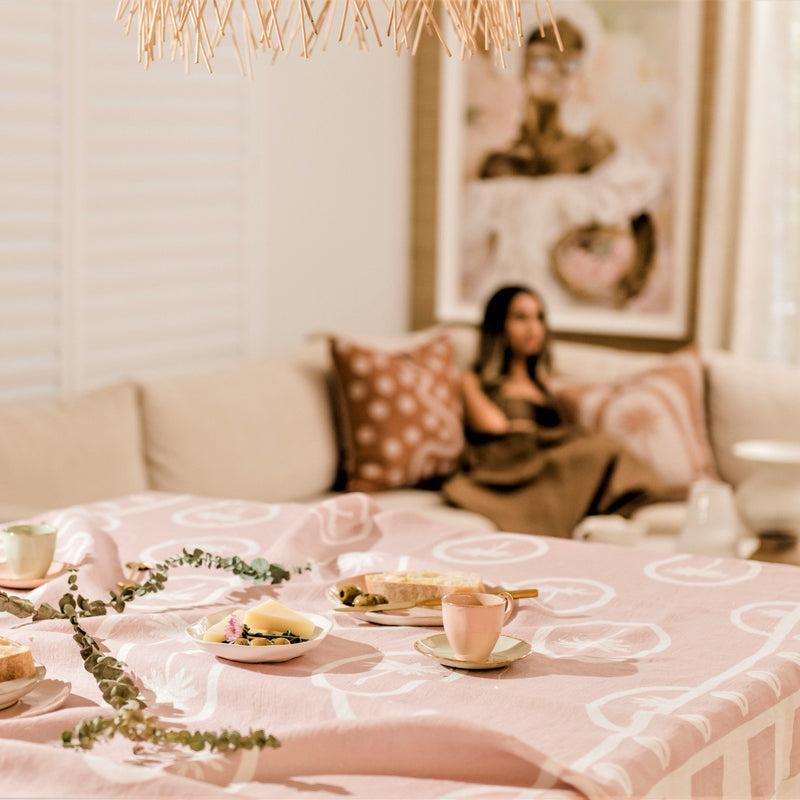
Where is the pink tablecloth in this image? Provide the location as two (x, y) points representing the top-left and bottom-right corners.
(2, 491), (800, 799)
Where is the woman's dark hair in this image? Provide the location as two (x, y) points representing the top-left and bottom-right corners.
(473, 285), (552, 389)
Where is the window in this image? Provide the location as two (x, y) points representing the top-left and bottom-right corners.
(701, 1), (800, 365)
(0, 0), (266, 402)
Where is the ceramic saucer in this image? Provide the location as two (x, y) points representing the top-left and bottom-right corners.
(0, 561), (69, 590)
(0, 665), (46, 712)
(0, 678), (71, 720)
(414, 634), (532, 670)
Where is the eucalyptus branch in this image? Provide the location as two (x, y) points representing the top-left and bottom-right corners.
(0, 547), (309, 754)
(62, 710), (280, 752)
(0, 548), (311, 621)
(60, 615), (279, 753)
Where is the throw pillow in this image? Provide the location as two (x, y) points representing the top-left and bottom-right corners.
(329, 334), (464, 492)
(553, 348), (718, 490)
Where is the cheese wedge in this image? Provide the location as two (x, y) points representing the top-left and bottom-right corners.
(202, 608), (247, 643)
(0, 636), (36, 683)
(242, 600), (315, 639)
(364, 569), (483, 604)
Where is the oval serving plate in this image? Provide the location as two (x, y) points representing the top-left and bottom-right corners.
(186, 608), (332, 663)
(327, 575), (511, 627)
(328, 574), (445, 627)
(0, 664), (46, 711)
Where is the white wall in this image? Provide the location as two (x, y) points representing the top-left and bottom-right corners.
(110, 8), (414, 361)
(102, 6), (415, 363)
(260, 48), (412, 355)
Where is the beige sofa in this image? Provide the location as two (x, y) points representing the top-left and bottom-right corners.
(2, 326), (799, 553)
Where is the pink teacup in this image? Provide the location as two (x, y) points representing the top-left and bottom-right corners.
(442, 591), (514, 662)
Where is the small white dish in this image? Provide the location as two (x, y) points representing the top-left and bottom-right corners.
(186, 607), (332, 663)
(0, 678), (71, 720)
(414, 634), (532, 670)
(0, 561), (69, 590)
(0, 664), (46, 711)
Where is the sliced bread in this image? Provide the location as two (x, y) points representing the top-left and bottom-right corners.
(0, 636), (36, 682)
(364, 569), (483, 604)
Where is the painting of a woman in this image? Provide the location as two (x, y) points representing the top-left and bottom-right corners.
(437, 0), (702, 339)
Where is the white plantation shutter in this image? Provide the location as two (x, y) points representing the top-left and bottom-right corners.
(0, 0), (264, 399)
(0, 1), (63, 402)
(79, 2), (255, 388)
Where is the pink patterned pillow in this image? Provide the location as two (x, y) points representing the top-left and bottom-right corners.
(329, 334), (465, 492)
(554, 348), (718, 490)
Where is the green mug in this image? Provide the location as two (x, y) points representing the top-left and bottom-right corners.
(2, 524), (58, 580)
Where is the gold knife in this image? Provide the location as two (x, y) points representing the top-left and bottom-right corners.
(333, 587), (539, 613)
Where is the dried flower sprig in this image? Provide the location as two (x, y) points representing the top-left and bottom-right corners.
(0, 547), (308, 753)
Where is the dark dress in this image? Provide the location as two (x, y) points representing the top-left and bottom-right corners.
(441, 388), (668, 538)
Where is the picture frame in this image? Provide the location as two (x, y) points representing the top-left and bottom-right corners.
(432, 0), (706, 340)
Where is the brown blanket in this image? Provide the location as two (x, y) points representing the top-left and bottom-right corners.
(442, 394), (669, 538)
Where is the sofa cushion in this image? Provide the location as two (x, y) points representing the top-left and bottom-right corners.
(552, 340), (667, 382)
(328, 333), (464, 492)
(139, 352), (339, 502)
(554, 348), (718, 490)
(0, 383), (147, 523)
(706, 351), (800, 486)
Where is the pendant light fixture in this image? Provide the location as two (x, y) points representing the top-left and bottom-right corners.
(114, 0), (563, 77)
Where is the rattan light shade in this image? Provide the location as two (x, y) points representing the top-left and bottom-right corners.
(114, 0), (562, 76)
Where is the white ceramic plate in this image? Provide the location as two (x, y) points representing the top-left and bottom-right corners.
(328, 576), (444, 626)
(329, 575), (503, 627)
(0, 562), (69, 590)
(0, 664), (46, 711)
(414, 634), (532, 670)
(0, 678), (71, 720)
(186, 608), (332, 663)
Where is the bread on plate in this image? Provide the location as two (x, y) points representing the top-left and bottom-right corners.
(0, 636), (36, 682)
(364, 569), (483, 604)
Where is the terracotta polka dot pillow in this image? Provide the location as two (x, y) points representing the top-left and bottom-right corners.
(328, 334), (465, 492)
(553, 348), (718, 490)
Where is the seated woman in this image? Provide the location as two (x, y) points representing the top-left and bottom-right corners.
(442, 285), (669, 538)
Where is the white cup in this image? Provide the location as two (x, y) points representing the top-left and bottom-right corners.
(677, 480), (741, 557)
(442, 591), (514, 662)
(2, 524), (58, 579)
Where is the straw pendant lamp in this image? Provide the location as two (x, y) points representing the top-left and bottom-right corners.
(114, 0), (564, 77)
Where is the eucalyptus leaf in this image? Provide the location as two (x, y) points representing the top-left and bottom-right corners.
(3, 547), (302, 753)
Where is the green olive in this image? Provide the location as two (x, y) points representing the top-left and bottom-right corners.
(353, 593), (385, 607)
(272, 637), (291, 645)
(234, 637), (250, 646)
(250, 637), (271, 646)
(338, 585), (362, 605)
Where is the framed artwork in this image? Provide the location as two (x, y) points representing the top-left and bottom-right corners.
(434, 0), (705, 339)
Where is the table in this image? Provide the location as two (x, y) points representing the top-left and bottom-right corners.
(2, 491), (800, 799)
